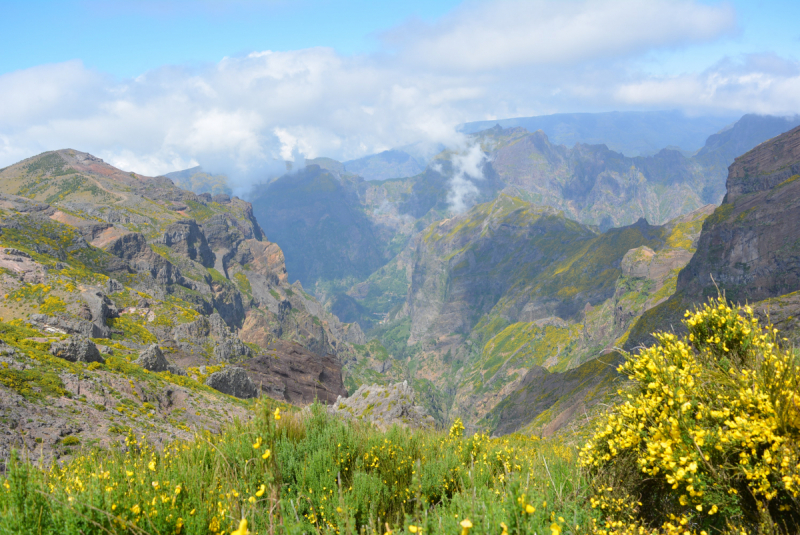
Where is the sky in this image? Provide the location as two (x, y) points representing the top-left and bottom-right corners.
(1, 0), (799, 189)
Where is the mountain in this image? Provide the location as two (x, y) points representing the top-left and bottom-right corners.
(249, 165), (390, 289)
(250, 114), (795, 307)
(337, 194), (712, 428)
(343, 150), (425, 181)
(164, 166), (232, 196)
(459, 110), (740, 156)
(0, 149), (364, 462)
(626, 123), (800, 349)
(249, 157), (505, 291)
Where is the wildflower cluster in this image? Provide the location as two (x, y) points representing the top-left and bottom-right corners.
(581, 298), (800, 534)
(0, 397), (592, 534)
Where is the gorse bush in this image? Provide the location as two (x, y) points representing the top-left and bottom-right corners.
(0, 403), (591, 534)
(581, 298), (800, 534)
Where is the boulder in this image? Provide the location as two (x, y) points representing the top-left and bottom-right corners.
(135, 345), (169, 372)
(213, 338), (251, 362)
(328, 381), (434, 431)
(50, 337), (104, 364)
(205, 367), (258, 399)
(81, 289), (118, 338)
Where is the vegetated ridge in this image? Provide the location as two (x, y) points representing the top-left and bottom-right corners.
(0, 149), (366, 463)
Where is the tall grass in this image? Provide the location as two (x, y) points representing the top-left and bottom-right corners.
(0, 403), (592, 534)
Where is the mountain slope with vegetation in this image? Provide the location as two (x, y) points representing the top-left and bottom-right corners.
(0, 149), (365, 463)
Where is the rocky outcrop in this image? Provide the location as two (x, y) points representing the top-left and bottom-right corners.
(213, 338), (252, 362)
(205, 367), (258, 399)
(156, 219), (215, 268)
(80, 289), (118, 338)
(29, 314), (105, 338)
(50, 336), (104, 364)
(239, 340), (347, 405)
(328, 381), (435, 431)
(104, 232), (184, 286)
(679, 125), (800, 304)
(136, 345), (169, 372)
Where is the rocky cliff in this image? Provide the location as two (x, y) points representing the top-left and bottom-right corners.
(626, 124), (800, 348)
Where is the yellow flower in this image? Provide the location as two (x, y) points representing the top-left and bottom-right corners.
(262, 448), (271, 460)
(525, 504), (535, 514)
(500, 522), (508, 535)
(460, 519), (473, 535)
(252, 437), (262, 449)
(248, 496), (256, 504)
(131, 504), (141, 515)
(550, 522), (562, 535)
(148, 460), (156, 471)
(255, 484), (266, 497)
(274, 407), (281, 420)
(409, 525), (422, 533)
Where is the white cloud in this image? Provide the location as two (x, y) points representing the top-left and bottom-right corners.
(387, 0), (737, 72)
(0, 1), (796, 192)
(615, 54), (800, 114)
(447, 144), (488, 213)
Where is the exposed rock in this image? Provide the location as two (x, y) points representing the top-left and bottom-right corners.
(239, 340), (346, 405)
(135, 345), (169, 372)
(80, 289), (118, 338)
(328, 381), (435, 431)
(205, 367), (258, 399)
(213, 338), (251, 362)
(104, 232), (184, 286)
(50, 336), (104, 364)
(167, 364), (187, 376)
(156, 219), (215, 268)
(626, 124), (800, 348)
(105, 278), (124, 294)
(29, 314), (106, 338)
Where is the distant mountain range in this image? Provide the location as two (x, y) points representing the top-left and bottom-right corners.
(242, 114), (800, 293)
(459, 110), (743, 156)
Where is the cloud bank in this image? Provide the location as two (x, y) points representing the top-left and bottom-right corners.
(1, 0), (798, 193)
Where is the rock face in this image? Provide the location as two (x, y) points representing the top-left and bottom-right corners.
(680, 124), (800, 303)
(136, 345), (169, 372)
(156, 219), (215, 268)
(626, 124), (800, 348)
(205, 367), (258, 399)
(50, 337), (104, 364)
(80, 289), (118, 338)
(328, 381), (435, 431)
(240, 340), (347, 405)
(29, 314), (105, 338)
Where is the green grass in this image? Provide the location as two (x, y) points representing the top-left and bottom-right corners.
(0, 403), (593, 535)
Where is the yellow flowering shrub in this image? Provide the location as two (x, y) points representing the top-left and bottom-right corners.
(581, 298), (800, 534)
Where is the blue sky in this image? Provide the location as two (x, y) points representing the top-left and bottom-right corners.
(1, 1), (464, 77)
(1, 0), (799, 183)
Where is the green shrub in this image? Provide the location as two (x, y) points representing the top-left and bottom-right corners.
(60, 436), (80, 447)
